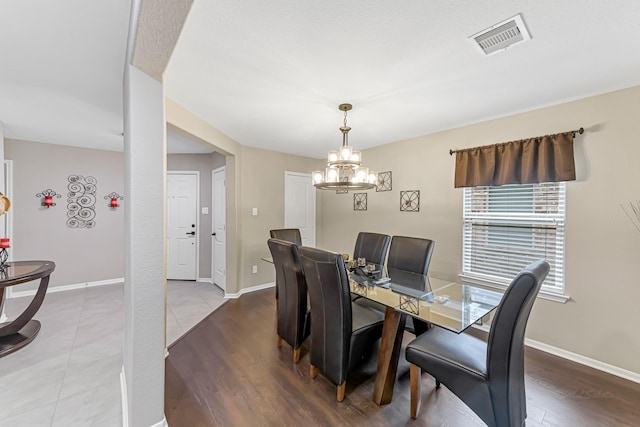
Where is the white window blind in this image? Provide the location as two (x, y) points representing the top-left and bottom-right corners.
(462, 182), (566, 294)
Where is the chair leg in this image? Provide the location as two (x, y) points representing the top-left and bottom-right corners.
(277, 336), (283, 348)
(337, 381), (346, 402)
(410, 364), (422, 419)
(435, 379), (441, 389)
(293, 347), (301, 364)
(310, 364), (318, 379)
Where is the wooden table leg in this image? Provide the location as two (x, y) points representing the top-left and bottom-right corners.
(372, 306), (406, 405)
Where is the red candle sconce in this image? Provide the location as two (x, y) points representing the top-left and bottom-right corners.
(105, 192), (124, 209)
(36, 189), (61, 207)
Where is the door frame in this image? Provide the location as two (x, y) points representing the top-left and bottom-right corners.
(211, 165), (226, 291)
(167, 170), (200, 280)
(284, 171), (316, 247)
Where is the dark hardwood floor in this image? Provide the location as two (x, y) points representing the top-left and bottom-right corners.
(165, 289), (640, 426)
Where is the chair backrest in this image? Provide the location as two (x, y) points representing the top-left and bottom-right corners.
(299, 246), (352, 386)
(486, 259), (549, 426)
(267, 238), (309, 349)
(353, 232), (391, 266)
(270, 228), (302, 246)
(387, 236), (435, 275)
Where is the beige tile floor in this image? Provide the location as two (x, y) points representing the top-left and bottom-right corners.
(0, 280), (226, 427)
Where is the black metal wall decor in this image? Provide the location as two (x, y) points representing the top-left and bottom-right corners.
(105, 192), (124, 209)
(400, 190), (420, 212)
(67, 175), (97, 228)
(376, 171), (392, 192)
(36, 189), (61, 207)
(354, 193), (367, 211)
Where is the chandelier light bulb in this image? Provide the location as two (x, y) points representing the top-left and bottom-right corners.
(340, 146), (352, 160)
(326, 167), (339, 181)
(355, 167), (369, 182)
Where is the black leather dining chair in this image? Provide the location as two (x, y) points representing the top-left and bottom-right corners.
(405, 260), (550, 426)
(269, 229), (302, 300)
(353, 232), (391, 266)
(267, 239), (310, 364)
(299, 246), (385, 402)
(387, 235), (435, 273)
(269, 228), (302, 246)
(387, 236), (435, 335)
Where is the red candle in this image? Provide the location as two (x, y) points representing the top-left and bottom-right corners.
(44, 195), (53, 207)
(111, 197), (118, 208)
(0, 238), (10, 248)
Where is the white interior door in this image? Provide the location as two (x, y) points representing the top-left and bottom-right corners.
(212, 166), (226, 290)
(167, 172), (198, 280)
(285, 171), (316, 247)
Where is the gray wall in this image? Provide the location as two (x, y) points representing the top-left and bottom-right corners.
(5, 141), (227, 290)
(167, 152), (225, 279)
(238, 145), (323, 288)
(5, 139), (124, 291)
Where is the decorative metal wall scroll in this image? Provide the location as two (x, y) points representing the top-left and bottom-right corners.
(67, 175), (97, 228)
(354, 193), (367, 211)
(376, 171), (392, 192)
(400, 190), (420, 212)
(36, 189), (61, 207)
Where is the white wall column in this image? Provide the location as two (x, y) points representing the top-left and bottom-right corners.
(122, 63), (167, 427)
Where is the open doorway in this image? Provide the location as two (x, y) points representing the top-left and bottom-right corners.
(165, 130), (227, 344)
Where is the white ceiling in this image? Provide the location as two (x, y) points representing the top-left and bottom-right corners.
(2, 1), (640, 157)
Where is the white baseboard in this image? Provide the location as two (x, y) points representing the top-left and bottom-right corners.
(151, 417), (168, 427)
(7, 277), (123, 299)
(471, 324), (640, 384)
(197, 277), (212, 283)
(120, 367), (128, 427)
(225, 282), (275, 299)
(120, 366), (168, 427)
(525, 337), (640, 384)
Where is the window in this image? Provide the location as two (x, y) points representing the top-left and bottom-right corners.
(462, 182), (566, 297)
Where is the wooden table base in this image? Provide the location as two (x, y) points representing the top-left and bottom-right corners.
(372, 306), (406, 405)
(0, 261), (55, 358)
(0, 319), (41, 357)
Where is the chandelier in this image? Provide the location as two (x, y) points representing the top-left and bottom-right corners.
(312, 103), (377, 191)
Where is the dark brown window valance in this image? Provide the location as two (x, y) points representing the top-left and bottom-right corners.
(454, 132), (576, 188)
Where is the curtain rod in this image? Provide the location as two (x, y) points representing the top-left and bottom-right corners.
(449, 127), (584, 156)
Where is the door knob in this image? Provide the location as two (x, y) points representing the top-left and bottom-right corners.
(212, 233), (216, 236)
(186, 231), (196, 236)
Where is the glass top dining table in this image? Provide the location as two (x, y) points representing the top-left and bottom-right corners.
(261, 256), (504, 334)
(349, 265), (503, 334)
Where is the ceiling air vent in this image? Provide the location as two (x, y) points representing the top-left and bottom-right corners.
(470, 14), (531, 55)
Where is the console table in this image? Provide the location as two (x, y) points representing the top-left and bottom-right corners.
(0, 260), (56, 357)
